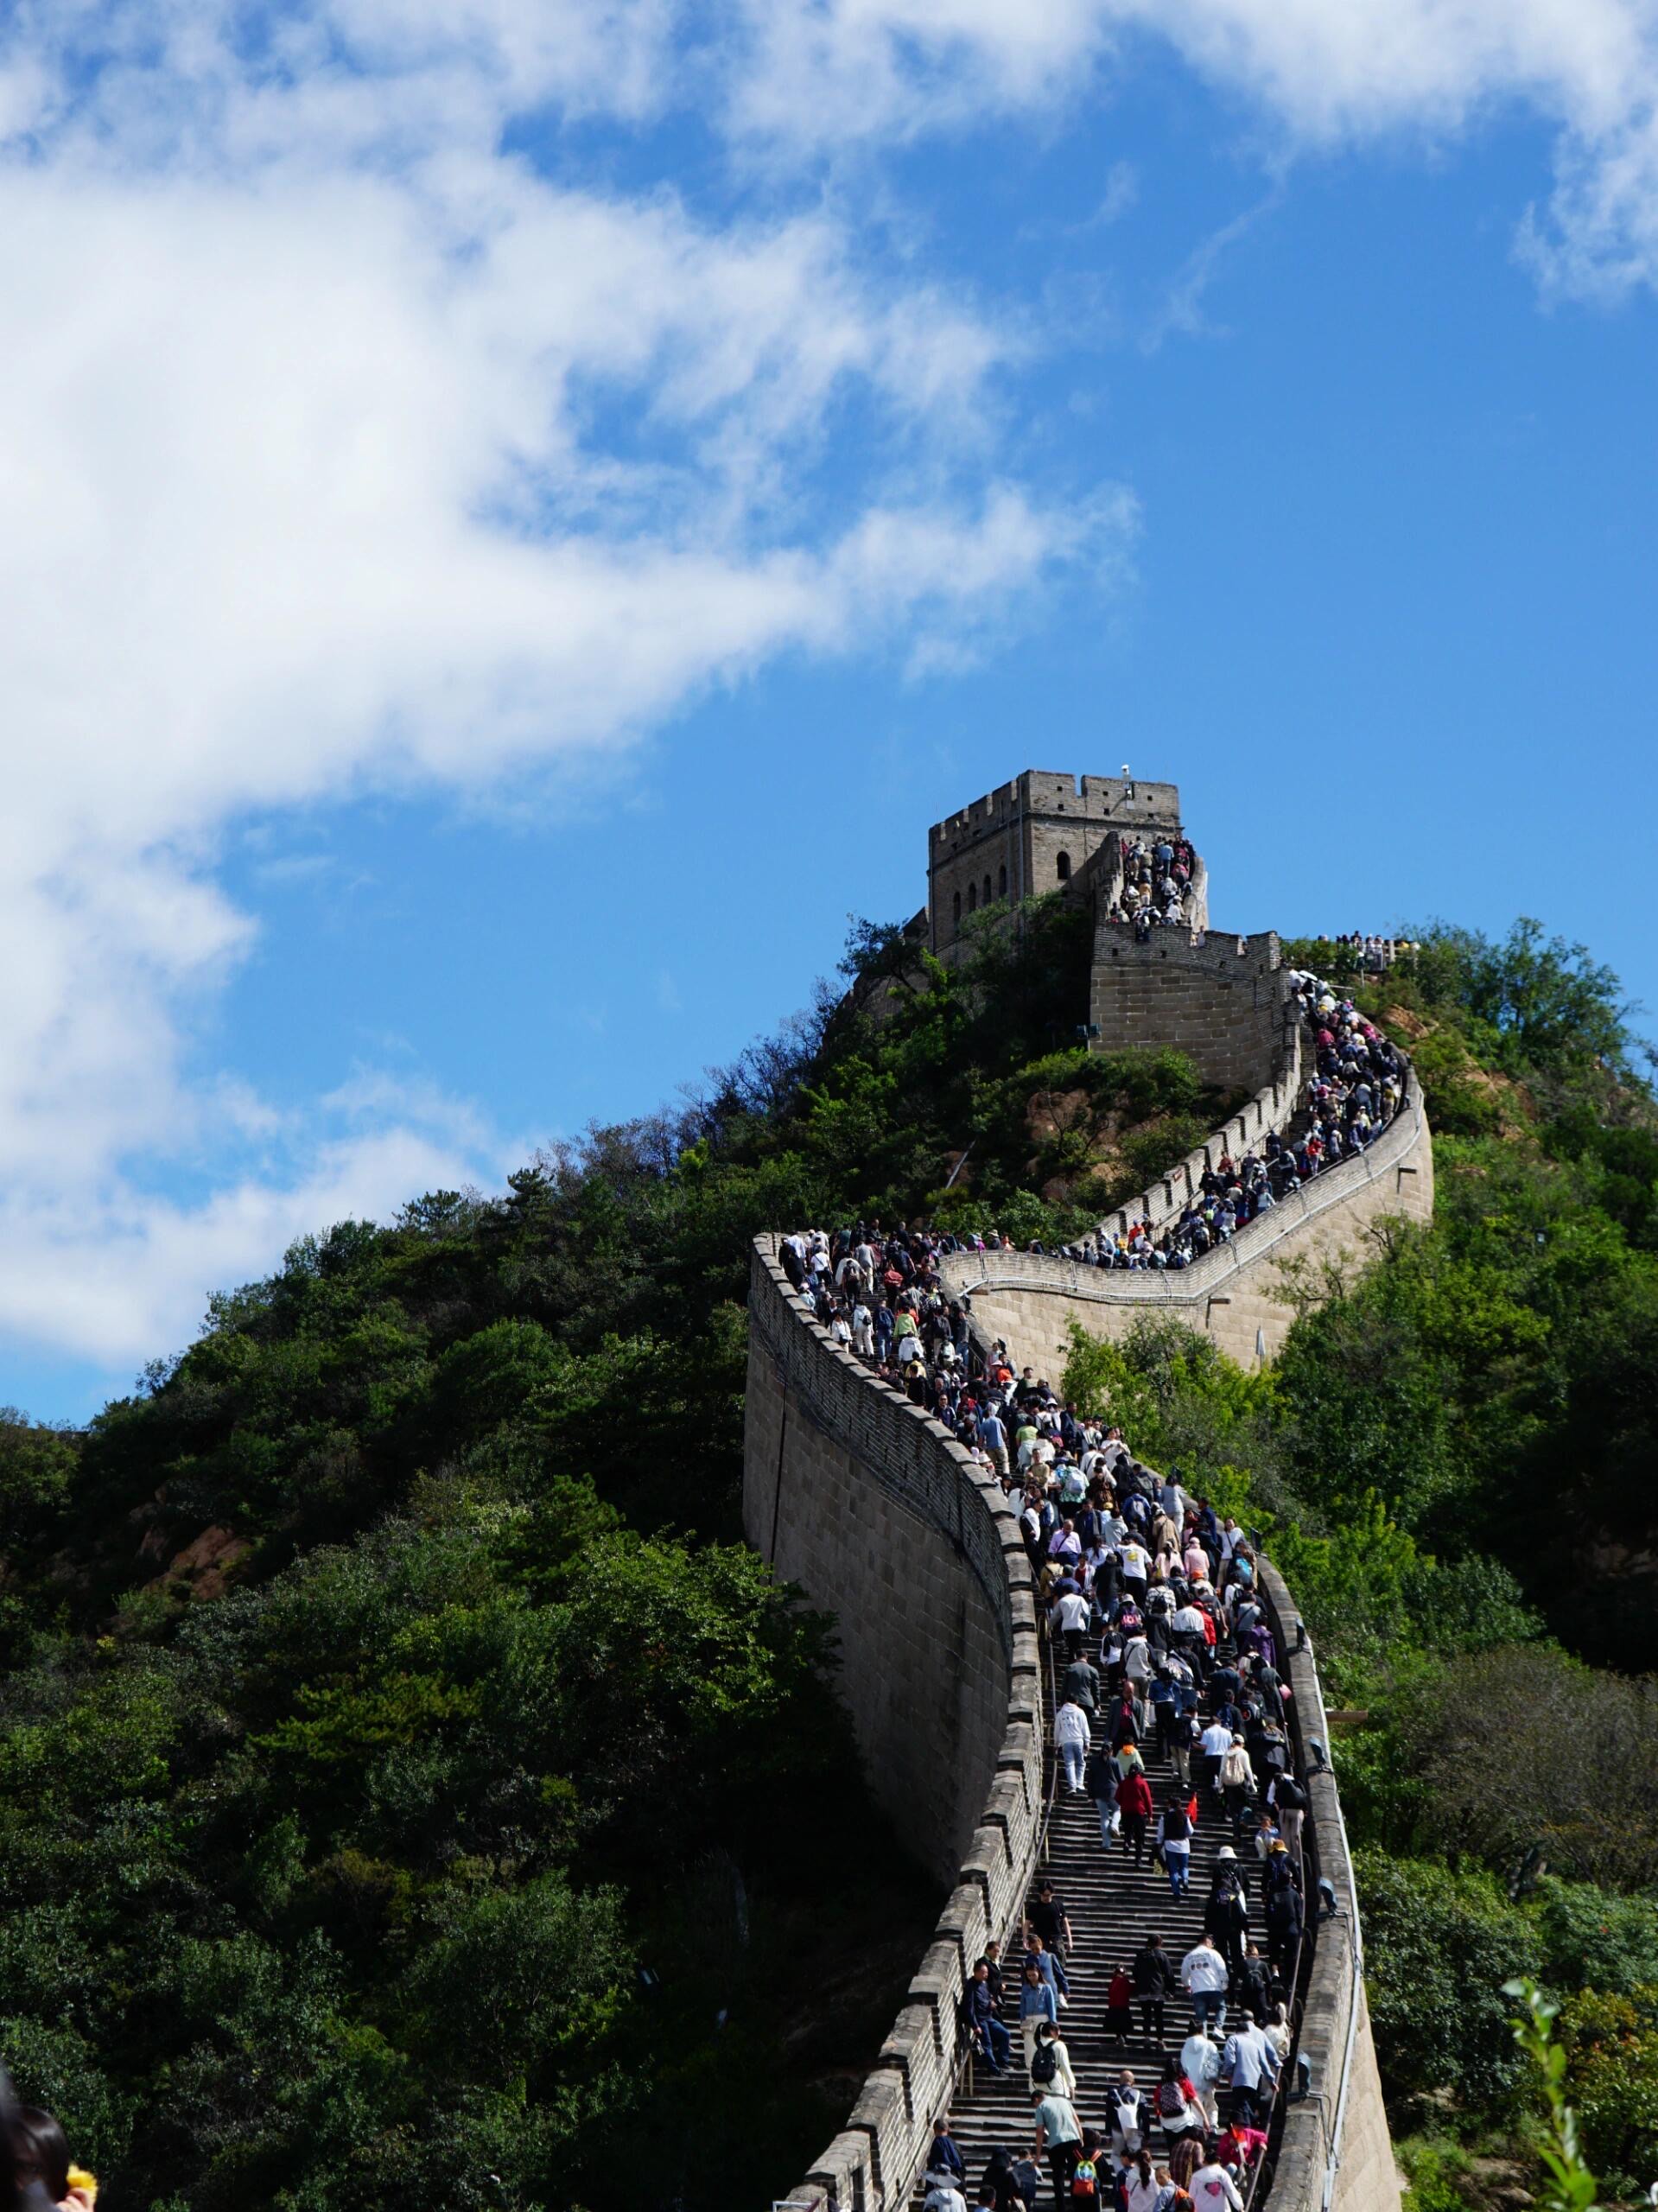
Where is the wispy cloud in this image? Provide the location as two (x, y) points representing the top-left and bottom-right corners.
(3, 0), (1655, 1382)
(0, 3), (1136, 1378)
(1085, 161), (1140, 231)
(1139, 188), (1283, 353)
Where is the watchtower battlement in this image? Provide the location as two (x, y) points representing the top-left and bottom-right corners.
(926, 769), (1183, 956)
(924, 766), (1292, 1091)
(1090, 921), (1294, 1092)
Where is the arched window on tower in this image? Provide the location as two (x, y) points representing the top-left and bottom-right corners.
(1056, 850), (1072, 883)
(953, 890), (962, 931)
(999, 864), (1007, 899)
(983, 874), (993, 906)
(968, 881), (978, 913)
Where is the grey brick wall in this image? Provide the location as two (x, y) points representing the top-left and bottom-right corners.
(1257, 1561), (1402, 2212)
(1089, 925), (1293, 1093)
(746, 1241), (1406, 2212)
(938, 1064), (1434, 1370)
(745, 1237), (1044, 2212)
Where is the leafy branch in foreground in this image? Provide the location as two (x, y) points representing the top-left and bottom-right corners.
(1504, 1978), (1599, 2212)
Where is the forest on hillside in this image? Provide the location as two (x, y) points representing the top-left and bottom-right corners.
(0, 897), (1654, 2209)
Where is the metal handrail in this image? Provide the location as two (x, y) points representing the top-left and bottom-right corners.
(955, 1560), (1060, 2103)
(796, 1268), (1337, 2207)
(1299, 1633), (1364, 2212)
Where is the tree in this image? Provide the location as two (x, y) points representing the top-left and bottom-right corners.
(1358, 1848), (1540, 2114)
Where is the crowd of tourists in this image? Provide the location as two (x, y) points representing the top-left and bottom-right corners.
(1101, 836), (1199, 938)
(785, 973), (1406, 1319)
(950, 1409), (1306, 2212)
(779, 1225), (1312, 2212)
(1309, 933), (1420, 975)
(1047, 971), (1404, 1275)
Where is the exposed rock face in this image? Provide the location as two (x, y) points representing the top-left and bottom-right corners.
(144, 1523), (251, 1601)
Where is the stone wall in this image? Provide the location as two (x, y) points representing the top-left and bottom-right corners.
(937, 1066), (1434, 1370)
(1083, 986), (1304, 1251)
(747, 1236), (1403, 2212)
(745, 1236), (1045, 2212)
(1257, 1560), (1403, 2212)
(1089, 923), (1293, 1093)
(747, 1236), (1402, 2212)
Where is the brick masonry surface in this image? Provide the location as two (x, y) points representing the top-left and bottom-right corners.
(1089, 925), (1293, 1094)
(928, 771), (1184, 958)
(745, 1239), (1044, 2212)
(1258, 1561), (1403, 2212)
(746, 1238), (1402, 2212)
(938, 1066), (1434, 1371)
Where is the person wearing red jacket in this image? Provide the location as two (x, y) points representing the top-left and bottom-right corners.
(1106, 1965), (1135, 2043)
(1116, 1766), (1155, 1866)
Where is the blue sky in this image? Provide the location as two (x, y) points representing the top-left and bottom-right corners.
(1, 1), (1655, 1421)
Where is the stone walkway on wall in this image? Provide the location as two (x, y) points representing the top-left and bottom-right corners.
(917, 1703), (1267, 2202)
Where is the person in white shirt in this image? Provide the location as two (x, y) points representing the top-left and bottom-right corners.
(1191, 2158), (1243, 2212)
(1031, 2018), (1077, 2100)
(1052, 1588), (1091, 1662)
(1181, 2026), (1223, 2127)
(1220, 1735), (1257, 1836)
(1053, 1698), (1091, 1792)
(1180, 1934), (1229, 2031)
(1122, 2150), (1169, 2212)
(1199, 1718), (1233, 1796)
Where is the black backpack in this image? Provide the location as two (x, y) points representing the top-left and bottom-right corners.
(1032, 2042), (1058, 2084)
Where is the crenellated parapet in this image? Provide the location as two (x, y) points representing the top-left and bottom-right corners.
(926, 770), (1185, 957)
(745, 1233), (1402, 2212)
(745, 1236), (1045, 2210)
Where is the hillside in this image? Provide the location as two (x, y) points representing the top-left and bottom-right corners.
(0, 904), (1654, 2208)
(1060, 920), (1658, 2207)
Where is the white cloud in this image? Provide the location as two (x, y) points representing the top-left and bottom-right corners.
(722, 0), (1658, 299)
(0, 1128), (486, 1369)
(2, 0), (1652, 1385)
(0, 2), (1134, 1381)
(1139, 189), (1280, 353)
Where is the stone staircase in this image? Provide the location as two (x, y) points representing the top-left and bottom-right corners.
(919, 1693), (1269, 2203)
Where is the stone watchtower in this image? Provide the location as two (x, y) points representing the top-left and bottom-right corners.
(926, 770), (1182, 957)
(927, 768), (1286, 1096)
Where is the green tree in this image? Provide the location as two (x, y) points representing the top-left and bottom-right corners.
(1359, 1849), (1541, 2115)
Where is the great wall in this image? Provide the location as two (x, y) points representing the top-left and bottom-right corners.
(742, 774), (1420, 2212)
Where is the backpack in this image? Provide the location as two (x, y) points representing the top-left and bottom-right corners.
(1072, 2162), (1098, 2201)
(1032, 2042), (1059, 2085)
(1157, 2079), (1188, 2120)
